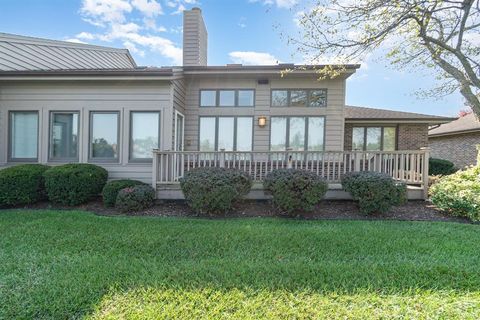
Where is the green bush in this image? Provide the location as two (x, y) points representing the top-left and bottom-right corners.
(430, 166), (480, 221)
(263, 169), (328, 215)
(0, 164), (50, 207)
(429, 158), (457, 176)
(342, 171), (407, 214)
(44, 164), (108, 206)
(102, 179), (145, 207)
(115, 185), (156, 213)
(179, 167), (252, 215)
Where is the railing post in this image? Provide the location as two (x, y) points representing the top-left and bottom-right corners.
(420, 147), (430, 200)
(476, 144), (480, 166)
(354, 150), (361, 171)
(152, 149), (159, 191)
(219, 148), (226, 168)
(286, 147), (293, 169)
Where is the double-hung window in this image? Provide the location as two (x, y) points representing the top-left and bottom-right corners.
(130, 111), (161, 161)
(270, 116), (325, 151)
(200, 89), (255, 107)
(49, 112), (79, 161)
(199, 117), (253, 151)
(9, 111), (39, 161)
(352, 127), (396, 151)
(89, 112), (119, 161)
(271, 89), (327, 107)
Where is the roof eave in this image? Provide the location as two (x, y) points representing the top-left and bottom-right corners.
(429, 128), (480, 137)
(345, 118), (454, 124)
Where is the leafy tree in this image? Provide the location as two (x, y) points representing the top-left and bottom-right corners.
(292, 0), (480, 115)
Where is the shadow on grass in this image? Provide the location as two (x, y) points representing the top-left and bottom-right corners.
(0, 209), (480, 318)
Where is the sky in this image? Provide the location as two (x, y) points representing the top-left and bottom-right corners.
(0, 0), (465, 116)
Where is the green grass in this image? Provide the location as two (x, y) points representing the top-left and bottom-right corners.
(1, 210), (480, 319)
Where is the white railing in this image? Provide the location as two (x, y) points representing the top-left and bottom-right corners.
(153, 149), (430, 195)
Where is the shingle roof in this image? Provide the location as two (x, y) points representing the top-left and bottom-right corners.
(0, 33), (136, 71)
(429, 113), (480, 136)
(345, 105), (453, 123)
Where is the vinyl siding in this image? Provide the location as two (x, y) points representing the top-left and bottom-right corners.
(183, 75), (346, 151)
(0, 81), (173, 183)
(171, 78), (186, 150)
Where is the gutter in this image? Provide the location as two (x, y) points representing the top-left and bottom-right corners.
(429, 128), (480, 138)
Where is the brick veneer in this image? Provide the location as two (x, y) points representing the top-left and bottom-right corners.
(429, 131), (480, 168)
(344, 123), (429, 151)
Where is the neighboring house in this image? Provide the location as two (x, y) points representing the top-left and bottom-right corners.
(429, 113), (480, 168)
(0, 8), (452, 199)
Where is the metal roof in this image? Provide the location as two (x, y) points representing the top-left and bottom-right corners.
(0, 32), (137, 71)
(429, 113), (480, 137)
(345, 105), (454, 123)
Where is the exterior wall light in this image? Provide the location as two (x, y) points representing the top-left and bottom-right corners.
(258, 116), (267, 128)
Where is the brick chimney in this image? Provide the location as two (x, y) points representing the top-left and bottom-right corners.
(183, 7), (207, 66)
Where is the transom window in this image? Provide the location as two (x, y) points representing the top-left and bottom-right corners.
(9, 111), (39, 161)
(352, 127), (396, 151)
(200, 89), (255, 107)
(270, 116), (325, 151)
(89, 112), (119, 161)
(199, 117), (253, 151)
(271, 89), (327, 107)
(49, 112), (79, 161)
(130, 111), (161, 161)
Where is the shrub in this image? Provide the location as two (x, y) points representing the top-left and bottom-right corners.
(263, 169), (328, 215)
(0, 164), (50, 207)
(115, 185), (156, 213)
(429, 158), (457, 176)
(44, 164), (108, 206)
(342, 171), (407, 214)
(430, 166), (480, 221)
(102, 179), (146, 207)
(179, 167), (252, 215)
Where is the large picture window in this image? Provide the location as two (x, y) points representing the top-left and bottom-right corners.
(130, 111), (160, 160)
(90, 112), (119, 161)
(9, 111), (38, 161)
(200, 89), (255, 107)
(351, 126), (397, 151)
(199, 117), (253, 151)
(270, 117), (325, 151)
(271, 89), (327, 107)
(49, 112), (79, 161)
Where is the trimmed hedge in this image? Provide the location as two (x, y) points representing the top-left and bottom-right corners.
(263, 169), (328, 215)
(429, 158), (457, 176)
(115, 185), (155, 213)
(44, 164), (108, 206)
(0, 164), (50, 207)
(180, 167), (252, 215)
(342, 171), (407, 214)
(430, 165), (480, 221)
(102, 179), (145, 207)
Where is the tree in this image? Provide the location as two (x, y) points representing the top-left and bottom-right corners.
(292, 0), (480, 116)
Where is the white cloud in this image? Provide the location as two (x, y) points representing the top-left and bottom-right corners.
(143, 17), (167, 32)
(123, 40), (145, 57)
(171, 4), (186, 15)
(76, 32), (96, 40)
(229, 51), (280, 65)
(238, 17), (247, 28)
(81, 0), (132, 24)
(131, 0), (162, 16)
(65, 38), (87, 44)
(249, 0), (297, 9)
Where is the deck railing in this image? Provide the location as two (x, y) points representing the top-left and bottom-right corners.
(153, 149), (430, 196)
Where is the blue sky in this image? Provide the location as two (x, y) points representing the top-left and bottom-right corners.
(0, 0), (464, 116)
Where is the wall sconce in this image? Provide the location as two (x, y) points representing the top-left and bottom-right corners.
(258, 116), (267, 128)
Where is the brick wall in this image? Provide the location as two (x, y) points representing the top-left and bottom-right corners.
(343, 123), (429, 151)
(429, 131), (480, 168)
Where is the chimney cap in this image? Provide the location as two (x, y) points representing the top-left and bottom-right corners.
(191, 7), (201, 11)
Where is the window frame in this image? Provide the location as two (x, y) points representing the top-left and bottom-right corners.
(351, 126), (398, 151)
(199, 89), (255, 108)
(88, 111), (121, 163)
(129, 110), (162, 163)
(270, 89), (328, 108)
(174, 110), (185, 151)
(8, 110), (40, 162)
(198, 116), (254, 151)
(269, 116), (326, 151)
(48, 111), (80, 162)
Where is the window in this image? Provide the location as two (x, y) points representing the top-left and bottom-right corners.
(130, 111), (160, 160)
(271, 89), (327, 107)
(199, 117), (253, 151)
(200, 89), (255, 107)
(9, 111), (38, 161)
(175, 112), (184, 151)
(90, 112), (119, 161)
(50, 112), (79, 161)
(351, 127), (397, 151)
(270, 116), (325, 151)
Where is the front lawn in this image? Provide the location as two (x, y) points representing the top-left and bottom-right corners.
(0, 210), (479, 319)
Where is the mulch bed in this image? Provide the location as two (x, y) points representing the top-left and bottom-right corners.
(11, 198), (471, 223)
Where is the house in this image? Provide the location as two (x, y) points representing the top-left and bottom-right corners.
(429, 112), (480, 168)
(0, 8), (452, 199)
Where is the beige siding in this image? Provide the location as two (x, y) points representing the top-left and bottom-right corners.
(171, 78), (186, 150)
(184, 75), (346, 151)
(0, 81), (173, 183)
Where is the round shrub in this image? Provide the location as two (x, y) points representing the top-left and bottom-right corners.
(115, 185), (155, 213)
(102, 179), (145, 207)
(179, 167), (252, 215)
(44, 164), (108, 206)
(263, 169), (328, 215)
(429, 158), (457, 176)
(342, 171), (407, 215)
(0, 164), (50, 207)
(430, 166), (480, 221)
